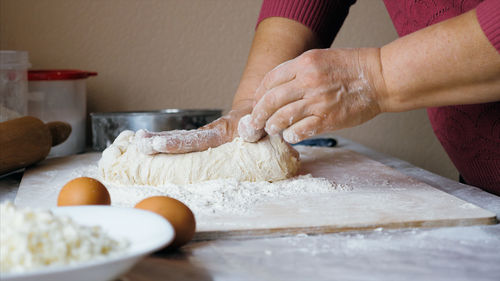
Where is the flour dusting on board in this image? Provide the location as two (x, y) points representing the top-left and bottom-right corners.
(74, 163), (350, 217)
(15, 147), (494, 239)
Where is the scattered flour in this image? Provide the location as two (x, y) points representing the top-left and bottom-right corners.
(111, 175), (350, 216)
(76, 163), (350, 217)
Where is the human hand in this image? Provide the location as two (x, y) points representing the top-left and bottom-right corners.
(249, 48), (387, 143)
(237, 114), (265, 142)
(134, 109), (248, 154)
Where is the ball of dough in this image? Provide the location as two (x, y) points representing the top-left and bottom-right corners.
(98, 131), (300, 186)
(135, 196), (196, 249)
(58, 177), (111, 206)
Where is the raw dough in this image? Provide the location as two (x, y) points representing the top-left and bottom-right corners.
(98, 131), (300, 186)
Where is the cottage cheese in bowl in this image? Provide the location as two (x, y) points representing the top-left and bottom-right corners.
(0, 202), (129, 274)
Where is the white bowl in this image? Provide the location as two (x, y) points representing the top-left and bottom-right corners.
(1, 206), (174, 281)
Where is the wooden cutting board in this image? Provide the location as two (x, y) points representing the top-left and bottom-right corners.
(14, 146), (496, 240)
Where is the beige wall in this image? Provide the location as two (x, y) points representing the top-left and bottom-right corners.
(0, 0), (458, 180)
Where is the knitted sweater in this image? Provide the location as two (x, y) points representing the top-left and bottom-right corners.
(257, 0), (500, 195)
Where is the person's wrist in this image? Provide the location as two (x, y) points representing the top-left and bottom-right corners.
(361, 47), (392, 114)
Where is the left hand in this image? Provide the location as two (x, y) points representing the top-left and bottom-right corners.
(133, 109), (247, 154)
(249, 48), (388, 143)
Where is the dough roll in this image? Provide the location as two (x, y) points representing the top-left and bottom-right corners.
(98, 131), (300, 186)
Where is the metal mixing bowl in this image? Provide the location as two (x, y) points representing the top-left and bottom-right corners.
(90, 109), (222, 151)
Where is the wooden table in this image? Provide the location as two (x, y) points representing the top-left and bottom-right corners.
(2, 137), (499, 281)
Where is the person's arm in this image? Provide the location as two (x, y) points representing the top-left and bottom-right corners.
(379, 7), (500, 112)
(249, 6), (500, 143)
(234, 18), (320, 112)
(229, 17), (320, 141)
(134, 17), (319, 154)
(136, 0), (356, 153)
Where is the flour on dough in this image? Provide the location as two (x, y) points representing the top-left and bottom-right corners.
(98, 131), (300, 186)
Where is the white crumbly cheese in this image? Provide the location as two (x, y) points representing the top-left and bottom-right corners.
(0, 202), (128, 274)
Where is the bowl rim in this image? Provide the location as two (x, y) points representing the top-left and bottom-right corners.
(0, 206), (174, 280)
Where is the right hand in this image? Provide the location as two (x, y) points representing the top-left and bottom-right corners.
(248, 48), (386, 144)
(134, 109), (247, 154)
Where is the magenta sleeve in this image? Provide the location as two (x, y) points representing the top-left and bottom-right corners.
(476, 0), (500, 53)
(256, 0), (356, 47)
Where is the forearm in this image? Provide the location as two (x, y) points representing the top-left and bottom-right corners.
(379, 9), (500, 113)
(231, 17), (319, 112)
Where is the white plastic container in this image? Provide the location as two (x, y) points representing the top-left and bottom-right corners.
(28, 70), (97, 158)
(0, 50), (31, 122)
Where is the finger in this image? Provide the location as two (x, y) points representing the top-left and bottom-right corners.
(135, 113), (239, 154)
(134, 130), (189, 154)
(135, 129), (181, 138)
(282, 116), (322, 144)
(251, 81), (304, 130)
(150, 128), (223, 154)
(135, 129), (152, 138)
(238, 114), (265, 142)
(254, 60), (296, 104)
(264, 99), (312, 135)
(135, 129), (166, 138)
(134, 130), (157, 155)
(134, 129), (216, 154)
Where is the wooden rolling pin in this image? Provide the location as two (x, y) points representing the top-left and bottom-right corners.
(0, 116), (72, 175)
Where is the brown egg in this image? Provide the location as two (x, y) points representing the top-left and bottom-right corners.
(57, 177), (111, 206)
(135, 196), (196, 249)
